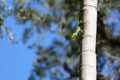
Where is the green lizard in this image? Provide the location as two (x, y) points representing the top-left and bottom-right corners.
(71, 20), (83, 39)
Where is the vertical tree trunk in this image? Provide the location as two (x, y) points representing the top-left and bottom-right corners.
(80, 0), (98, 80)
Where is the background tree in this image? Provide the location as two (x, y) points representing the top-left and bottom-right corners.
(0, 0), (120, 80)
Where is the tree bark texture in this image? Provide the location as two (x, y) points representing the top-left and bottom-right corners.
(80, 0), (98, 80)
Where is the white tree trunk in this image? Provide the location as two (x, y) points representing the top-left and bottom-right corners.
(80, 0), (98, 80)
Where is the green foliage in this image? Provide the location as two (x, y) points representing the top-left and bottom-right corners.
(0, 14), (3, 26)
(47, 0), (56, 6)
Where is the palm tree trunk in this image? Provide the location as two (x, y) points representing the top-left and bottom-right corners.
(80, 0), (98, 80)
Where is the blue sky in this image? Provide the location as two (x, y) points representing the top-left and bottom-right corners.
(0, 1), (35, 80)
(0, 39), (35, 80)
(0, 1), (57, 80)
(0, 12), (56, 80)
